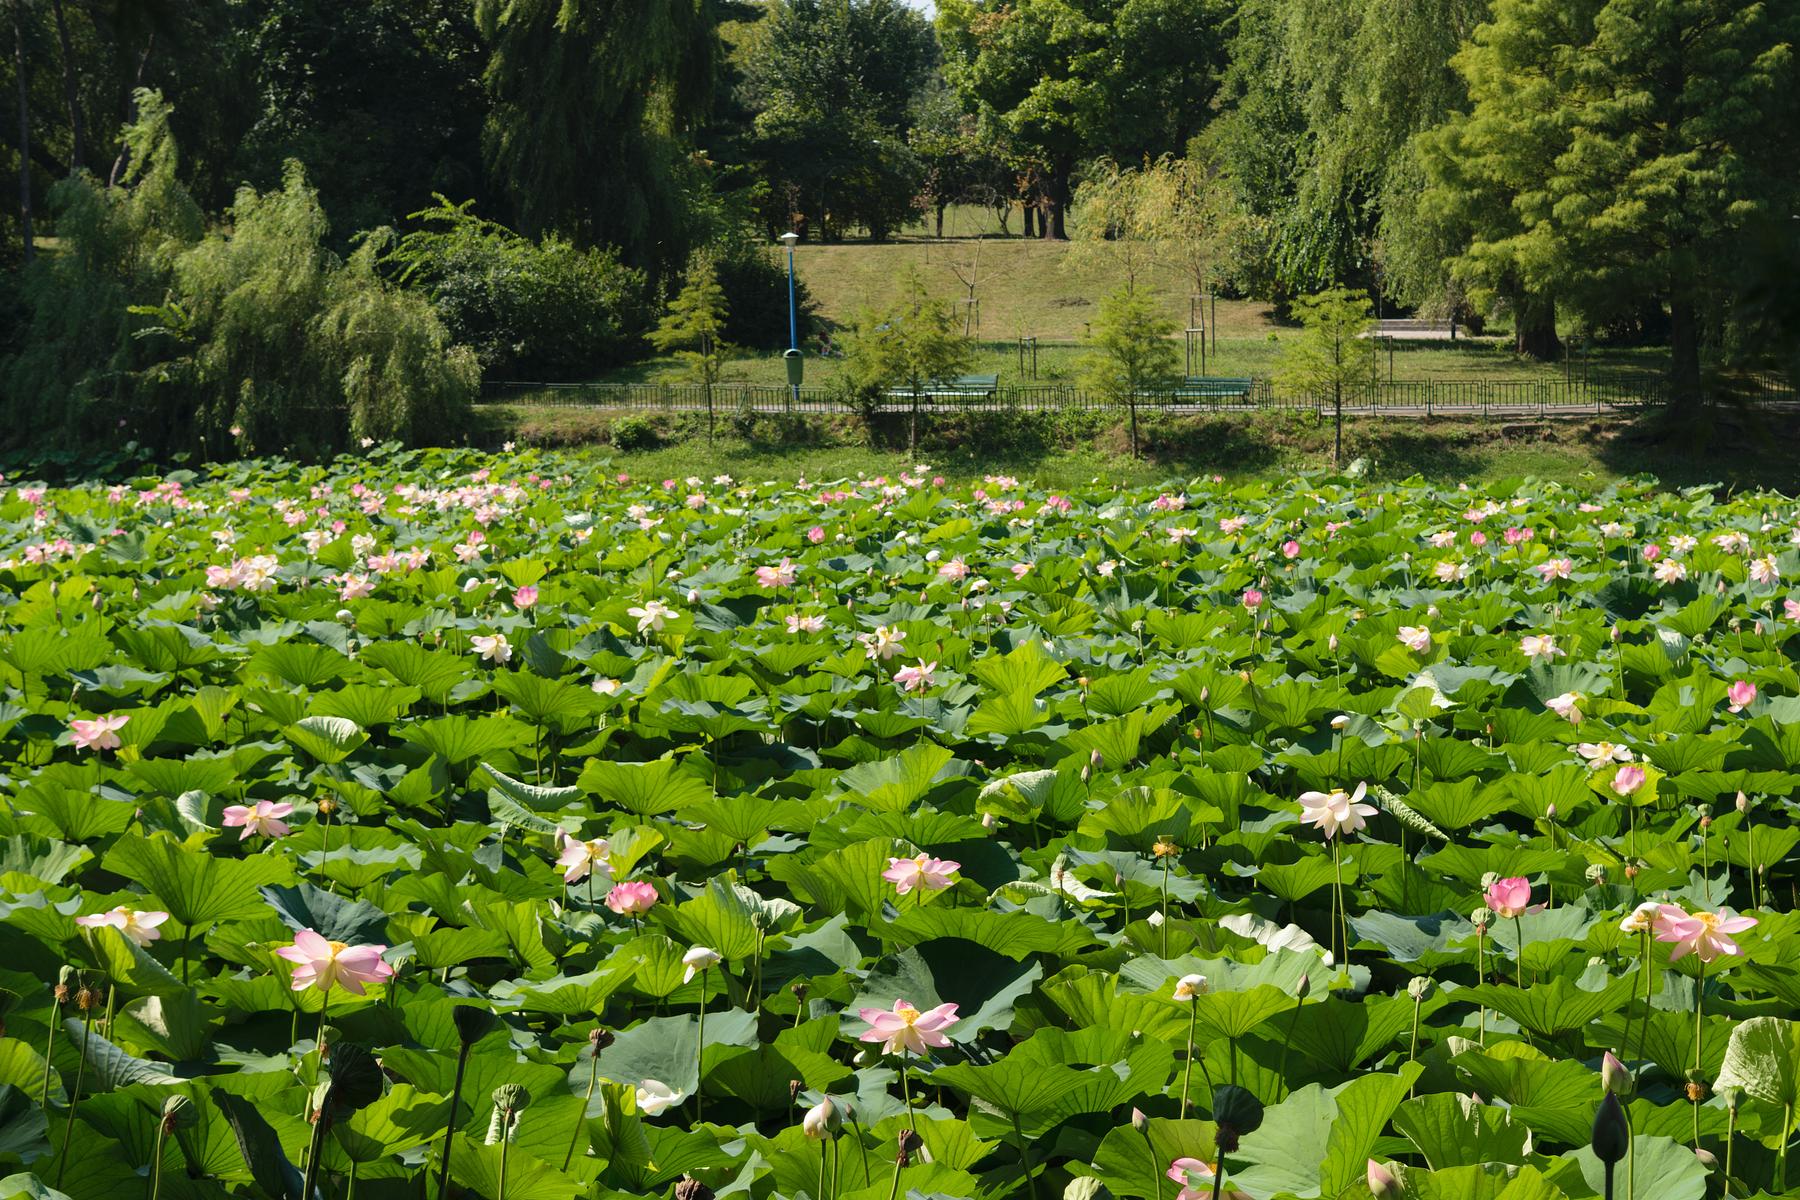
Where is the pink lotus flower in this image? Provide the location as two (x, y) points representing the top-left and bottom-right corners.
(1242, 588), (1264, 611)
(1280, 540), (1300, 559)
(1786, 598), (1800, 621)
(556, 831), (610, 883)
(275, 928), (394, 995)
(1168, 1159), (1231, 1200)
(1610, 764), (1647, 796)
(1536, 558), (1574, 581)
(69, 714), (128, 752)
(1656, 907), (1756, 963)
(894, 660), (937, 693)
(1641, 542), (1661, 562)
(857, 998), (959, 1055)
(807, 526), (825, 544)
(74, 906), (170, 946)
(1397, 625), (1432, 653)
(1727, 680), (1756, 713)
(222, 800), (295, 840)
(1469, 530), (1488, 548)
(883, 854), (960, 896)
(512, 584), (539, 610)
(1484, 877), (1540, 920)
(1297, 782), (1377, 839)
(756, 558), (798, 588)
(605, 880), (659, 916)
(1366, 1159), (1398, 1197)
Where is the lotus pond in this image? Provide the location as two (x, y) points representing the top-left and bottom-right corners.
(3, 449), (1800, 1200)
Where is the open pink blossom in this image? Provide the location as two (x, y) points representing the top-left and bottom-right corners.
(857, 998), (959, 1055)
(894, 660), (937, 693)
(556, 831), (611, 884)
(1297, 782), (1377, 839)
(1656, 907), (1757, 963)
(1396, 625), (1432, 653)
(69, 714), (129, 752)
(1484, 877), (1541, 920)
(275, 929), (394, 995)
(807, 526), (825, 544)
(1727, 680), (1757, 713)
(75, 906), (170, 947)
(1242, 588), (1264, 611)
(756, 558), (798, 588)
(883, 854), (960, 896)
(1610, 764), (1647, 796)
(605, 880), (659, 916)
(512, 584), (539, 610)
(222, 800), (294, 840)
(1281, 540), (1300, 559)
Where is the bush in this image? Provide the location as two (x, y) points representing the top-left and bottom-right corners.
(609, 414), (661, 451)
(388, 196), (653, 379)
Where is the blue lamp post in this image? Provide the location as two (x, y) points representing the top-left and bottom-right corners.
(780, 231), (802, 409)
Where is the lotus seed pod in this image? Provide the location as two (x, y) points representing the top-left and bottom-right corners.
(672, 1177), (714, 1200)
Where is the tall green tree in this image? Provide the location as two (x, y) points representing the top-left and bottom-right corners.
(936, 0), (1232, 239)
(476, 0), (726, 264)
(650, 251), (733, 439)
(739, 0), (935, 241)
(1275, 286), (1374, 462)
(1080, 283), (1179, 458)
(1420, 0), (1800, 400)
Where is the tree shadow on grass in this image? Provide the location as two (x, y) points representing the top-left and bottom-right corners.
(1593, 406), (1800, 494)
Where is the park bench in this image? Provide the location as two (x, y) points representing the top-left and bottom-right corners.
(883, 374), (999, 402)
(1150, 376), (1256, 403)
(1364, 318), (1457, 341)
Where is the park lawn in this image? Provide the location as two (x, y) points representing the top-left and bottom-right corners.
(488, 406), (1800, 493)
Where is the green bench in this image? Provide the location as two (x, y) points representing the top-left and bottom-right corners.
(1161, 377), (1255, 401)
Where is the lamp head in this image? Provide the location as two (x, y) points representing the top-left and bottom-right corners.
(778, 232), (800, 248)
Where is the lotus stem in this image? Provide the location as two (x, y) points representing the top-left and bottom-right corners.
(695, 968), (708, 1124)
(436, 1039), (473, 1200)
(148, 1120), (167, 1200)
(40, 993), (59, 1107)
(561, 1041), (601, 1171)
(1012, 1113), (1041, 1200)
(54, 1007), (93, 1188)
(1180, 1002), (1198, 1118)
(900, 1050), (915, 1127)
(1693, 958), (1705, 1076)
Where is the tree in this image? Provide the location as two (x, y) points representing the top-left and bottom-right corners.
(476, 0), (725, 264)
(1067, 161), (1163, 296)
(936, 0), (1232, 240)
(1275, 286), (1374, 463)
(1080, 283), (1179, 458)
(842, 268), (972, 451)
(650, 251), (734, 440)
(1420, 0), (1800, 407)
(740, 0), (935, 241)
(1140, 154), (1244, 307)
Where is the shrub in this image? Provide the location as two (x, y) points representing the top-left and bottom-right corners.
(609, 414), (661, 451)
(710, 234), (819, 352)
(388, 196), (652, 379)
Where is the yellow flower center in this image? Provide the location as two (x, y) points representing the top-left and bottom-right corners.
(327, 940), (349, 958)
(895, 1004), (920, 1025)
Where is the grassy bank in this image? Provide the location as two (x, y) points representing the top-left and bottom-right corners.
(482, 402), (1800, 493)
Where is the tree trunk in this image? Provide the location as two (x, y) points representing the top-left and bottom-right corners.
(13, 4), (31, 262)
(1021, 199), (1036, 239)
(1040, 163), (1072, 241)
(1513, 292), (1561, 360)
(49, 0), (82, 173)
(1667, 293), (1704, 418)
(934, 202), (945, 239)
(108, 32), (154, 188)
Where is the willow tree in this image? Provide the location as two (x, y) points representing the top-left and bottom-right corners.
(476, 0), (725, 264)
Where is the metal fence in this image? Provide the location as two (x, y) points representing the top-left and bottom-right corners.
(480, 372), (1793, 416)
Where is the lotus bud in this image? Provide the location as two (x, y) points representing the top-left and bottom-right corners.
(1694, 1147), (1717, 1168)
(161, 1094), (199, 1133)
(453, 1005), (499, 1046)
(1328, 634), (1339, 652)
(1331, 714), (1349, 730)
(1407, 977), (1432, 1002)
(981, 812), (997, 830)
(1147, 911), (1165, 928)
(1367, 1159), (1398, 1196)
(1591, 1092), (1630, 1165)
(1545, 804), (1556, 821)
(673, 1177), (715, 1200)
(1601, 1051), (1633, 1097)
(1736, 791), (1749, 814)
(1295, 974), (1311, 1000)
(802, 1096), (841, 1138)
(1130, 1107), (1149, 1133)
